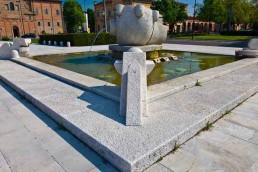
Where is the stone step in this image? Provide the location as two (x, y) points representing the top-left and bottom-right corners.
(1, 60), (258, 172)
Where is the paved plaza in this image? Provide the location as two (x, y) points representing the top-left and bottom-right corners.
(0, 41), (257, 171)
(0, 79), (258, 171)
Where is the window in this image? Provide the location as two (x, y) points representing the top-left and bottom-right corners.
(15, 5), (19, 11)
(35, 8), (39, 14)
(56, 10), (60, 15)
(45, 9), (49, 15)
(97, 12), (100, 17)
(48, 22), (51, 26)
(97, 25), (100, 31)
(108, 11), (111, 17)
(38, 22), (41, 26)
(5, 4), (9, 10)
(57, 22), (60, 27)
(10, 2), (14, 11)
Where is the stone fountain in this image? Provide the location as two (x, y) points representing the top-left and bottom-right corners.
(109, 4), (168, 126)
(109, 4), (168, 59)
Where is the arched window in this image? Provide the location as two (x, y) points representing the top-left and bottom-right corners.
(10, 2), (14, 11)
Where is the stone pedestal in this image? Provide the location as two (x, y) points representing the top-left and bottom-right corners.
(109, 44), (162, 59)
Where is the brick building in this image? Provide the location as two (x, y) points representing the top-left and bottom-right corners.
(0, 0), (63, 38)
(94, 0), (152, 32)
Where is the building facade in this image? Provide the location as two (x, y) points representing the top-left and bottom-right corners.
(0, 0), (63, 38)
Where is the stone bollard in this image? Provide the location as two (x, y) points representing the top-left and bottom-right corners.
(11, 50), (20, 58)
(43, 40), (46, 45)
(126, 62), (142, 125)
(60, 41), (64, 47)
(67, 42), (71, 47)
(114, 48), (155, 126)
(54, 41), (57, 46)
(48, 41), (51, 46)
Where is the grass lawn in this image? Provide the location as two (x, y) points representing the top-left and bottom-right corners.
(174, 35), (257, 41)
(31, 39), (39, 44)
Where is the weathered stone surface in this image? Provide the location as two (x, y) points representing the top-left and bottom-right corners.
(19, 46), (30, 57)
(109, 45), (162, 53)
(110, 4), (167, 46)
(11, 50), (20, 58)
(0, 43), (12, 59)
(237, 49), (258, 58)
(114, 60), (155, 75)
(126, 63), (142, 126)
(248, 39), (258, 50)
(120, 52), (148, 117)
(12, 38), (31, 48)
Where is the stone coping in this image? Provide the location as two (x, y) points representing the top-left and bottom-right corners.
(163, 43), (242, 56)
(1, 60), (258, 172)
(11, 57), (258, 104)
(11, 57), (120, 102)
(148, 58), (258, 102)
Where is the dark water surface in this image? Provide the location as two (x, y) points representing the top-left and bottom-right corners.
(33, 50), (238, 86)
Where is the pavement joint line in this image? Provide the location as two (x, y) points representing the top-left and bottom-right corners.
(158, 163), (174, 172)
(213, 127), (258, 147)
(0, 145), (12, 171)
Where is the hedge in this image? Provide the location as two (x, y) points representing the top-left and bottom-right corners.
(39, 33), (116, 46)
(220, 31), (258, 36)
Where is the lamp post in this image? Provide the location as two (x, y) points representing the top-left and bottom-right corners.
(103, 0), (107, 33)
(192, 0), (197, 40)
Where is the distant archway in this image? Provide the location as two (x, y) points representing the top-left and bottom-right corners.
(13, 26), (19, 37)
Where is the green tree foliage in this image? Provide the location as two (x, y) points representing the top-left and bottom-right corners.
(151, 0), (188, 32)
(197, 0), (255, 31)
(87, 8), (95, 33)
(63, 0), (86, 33)
(250, 0), (258, 29)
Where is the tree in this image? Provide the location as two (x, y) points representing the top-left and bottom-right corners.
(250, 0), (258, 29)
(63, 0), (85, 33)
(87, 8), (95, 33)
(151, 0), (188, 33)
(198, 0), (253, 31)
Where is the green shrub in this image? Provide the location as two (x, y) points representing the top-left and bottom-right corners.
(220, 31), (258, 36)
(2, 36), (11, 41)
(39, 33), (116, 46)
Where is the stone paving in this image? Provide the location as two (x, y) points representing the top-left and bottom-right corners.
(1, 77), (258, 172)
(146, 93), (258, 172)
(0, 81), (117, 172)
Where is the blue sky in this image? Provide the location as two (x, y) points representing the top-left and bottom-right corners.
(74, 0), (203, 16)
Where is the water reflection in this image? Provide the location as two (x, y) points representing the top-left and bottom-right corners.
(33, 51), (238, 86)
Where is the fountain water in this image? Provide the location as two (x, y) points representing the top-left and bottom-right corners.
(89, 28), (106, 52)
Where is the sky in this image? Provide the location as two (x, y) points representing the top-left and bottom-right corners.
(74, 0), (204, 16)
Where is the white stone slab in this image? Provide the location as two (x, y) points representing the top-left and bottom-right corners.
(126, 63), (142, 126)
(120, 52), (147, 117)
